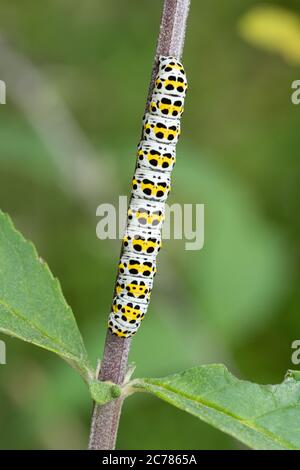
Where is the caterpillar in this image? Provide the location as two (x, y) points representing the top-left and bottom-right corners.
(108, 56), (187, 337)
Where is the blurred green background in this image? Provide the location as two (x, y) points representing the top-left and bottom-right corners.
(0, 0), (299, 450)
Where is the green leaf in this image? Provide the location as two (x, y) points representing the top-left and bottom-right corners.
(89, 380), (121, 405)
(0, 210), (92, 381)
(132, 364), (300, 450)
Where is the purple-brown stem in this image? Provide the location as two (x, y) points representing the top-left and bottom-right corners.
(88, 0), (191, 450)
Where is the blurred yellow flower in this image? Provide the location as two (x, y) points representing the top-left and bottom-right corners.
(238, 5), (300, 65)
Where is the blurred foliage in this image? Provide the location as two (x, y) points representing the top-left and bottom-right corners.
(0, 0), (299, 450)
(238, 6), (300, 65)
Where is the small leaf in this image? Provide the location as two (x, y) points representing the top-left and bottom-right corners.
(286, 370), (300, 382)
(0, 210), (92, 381)
(89, 380), (121, 405)
(133, 364), (300, 450)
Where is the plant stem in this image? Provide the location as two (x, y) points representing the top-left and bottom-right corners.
(88, 0), (191, 451)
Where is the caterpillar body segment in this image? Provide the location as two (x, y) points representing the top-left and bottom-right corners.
(108, 314), (138, 338)
(137, 141), (176, 173)
(127, 197), (165, 231)
(128, 197), (165, 231)
(108, 56), (187, 338)
(112, 296), (147, 322)
(154, 69), (187, 98)
(137, 143), (176, 172)
(108, 296), (148, 337)
(115, 274), (153, 304)
(150, 93), (184, 119)
(123, 227), (162, 256)
(118, 253), (156, 279)
(143, 113), (181, 145)
(132, 168), (171, 202)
